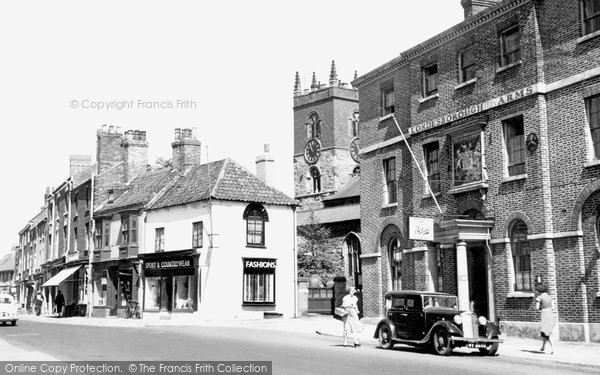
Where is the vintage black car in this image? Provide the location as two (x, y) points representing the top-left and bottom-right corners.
(374, 291), (503, 356)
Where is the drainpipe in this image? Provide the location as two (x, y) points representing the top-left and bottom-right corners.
(485, 228), (496, 322)
(293, 205), (298, 318)
(66, 179), (73, 258)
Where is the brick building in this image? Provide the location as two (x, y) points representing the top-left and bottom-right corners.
(293, 62), (363, 290)
(353, 0), (600, 342)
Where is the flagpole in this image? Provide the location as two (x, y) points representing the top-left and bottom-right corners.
(391, 115), (443, 216)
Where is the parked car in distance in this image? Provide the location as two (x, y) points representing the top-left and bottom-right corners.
(0, 293), (18, 326)
(374, 290), (502, 356)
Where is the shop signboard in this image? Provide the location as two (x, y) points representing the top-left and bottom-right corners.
(144, 255), (195, 277)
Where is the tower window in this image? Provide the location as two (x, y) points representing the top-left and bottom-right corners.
(309, 166), (321, 194)
(306, 112), (322, 139)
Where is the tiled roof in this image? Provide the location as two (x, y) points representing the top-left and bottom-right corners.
(297, 204), (360, 226)
(323, 175), (360, 202)
(95, 169), (177, 214)
(150, 158), (297, 210)
(0, 254), (15, 272)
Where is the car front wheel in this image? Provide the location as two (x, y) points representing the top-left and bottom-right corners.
(378, 325), (394, 349)
(479, 336), (499, 356)
(11, 320), (16, 326)
(431, 328), (453, 356)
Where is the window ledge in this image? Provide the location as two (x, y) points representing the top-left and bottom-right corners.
(455, 78), (477, 90)
(447, 181), (488, 195)
(502, 174), (527, 183)
(419, 93), (439, 104)
(584, 159), (600, 168)
(507, 291), (535, 298)
(246, 245), (267, 249)
(379, 113), (394, 122)
(577, 30), (600, 44)
(382, 202), (398, 209)
(496, 60), (522, 74)
(596, 292), (600, 298)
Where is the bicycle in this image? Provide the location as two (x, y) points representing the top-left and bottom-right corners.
(124, 300), (141, 319)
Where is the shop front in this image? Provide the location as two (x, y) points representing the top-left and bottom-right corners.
(42, 265), (87, 317)
(141, 251), (198, 318)
(92, 260), (141, 318)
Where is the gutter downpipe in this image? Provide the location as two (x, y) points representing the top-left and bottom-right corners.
(485, 228), (496, 322)
(293, 205), (298, 318)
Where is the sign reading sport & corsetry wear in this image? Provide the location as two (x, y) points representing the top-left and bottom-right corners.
(144, 255), (195, 277)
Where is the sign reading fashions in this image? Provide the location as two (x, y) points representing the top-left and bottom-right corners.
(244, 259), (277, 269)
(409, 217), (434, 241)
(409, 84), (539, 135)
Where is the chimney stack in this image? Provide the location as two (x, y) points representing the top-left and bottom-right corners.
(256, 144), (275, 186)
(121, 129), (149, 182)
(171, 127), (201, 174)
(69, 154), (92, 177)
(461, 0), (501, 18)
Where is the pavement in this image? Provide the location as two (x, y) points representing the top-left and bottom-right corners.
(2, 313), (599, 369)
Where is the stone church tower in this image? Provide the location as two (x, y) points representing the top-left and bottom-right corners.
(293, 61), (360, 211)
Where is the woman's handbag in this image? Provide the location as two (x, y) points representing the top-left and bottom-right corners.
(334, 307), (348, 317)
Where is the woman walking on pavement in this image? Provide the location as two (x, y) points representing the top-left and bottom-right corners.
(341, 287), (362, 347)
(536, 285), (555, 354)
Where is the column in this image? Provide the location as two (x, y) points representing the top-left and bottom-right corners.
(456, 241), (470, 311)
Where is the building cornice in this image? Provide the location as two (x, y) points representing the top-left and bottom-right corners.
(352, 0), (531, 88)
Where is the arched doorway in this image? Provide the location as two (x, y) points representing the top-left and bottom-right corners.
(345, 233), (362, 289)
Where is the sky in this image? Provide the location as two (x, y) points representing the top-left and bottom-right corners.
(0, 0), (464, 257)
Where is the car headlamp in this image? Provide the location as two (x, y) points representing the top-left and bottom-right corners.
(478, 316), (487, 325)
(453, 315), (462, 325)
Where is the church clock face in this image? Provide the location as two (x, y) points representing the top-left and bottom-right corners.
(304, 138), (322, 164)
(349, 137), (360, 163)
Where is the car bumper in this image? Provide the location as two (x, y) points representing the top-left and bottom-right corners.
(0, 314), (18, 322)
(450, 337), (503, 347)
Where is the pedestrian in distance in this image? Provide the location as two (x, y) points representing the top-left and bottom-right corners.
(34, 293), (44, 316)
(535, 285), (555, 354)
(55, 290), (65, 318)
(340, 287), (362, 347)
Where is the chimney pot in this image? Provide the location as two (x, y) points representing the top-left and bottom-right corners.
(102, 124), (108, 133)
(141, 131), (147, 141)
(183, 128), (192, 139)
(134, 130), (140, 140)
(109, 125), (115, 134)
(116, 126), (122, 134)
(174, 128), (182, 140)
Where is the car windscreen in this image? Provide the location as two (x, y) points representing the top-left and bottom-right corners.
(422, 295), (457, 309)
(0, 297), (12, 304)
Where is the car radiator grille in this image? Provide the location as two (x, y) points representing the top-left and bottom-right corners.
(461, 313), (478, 339)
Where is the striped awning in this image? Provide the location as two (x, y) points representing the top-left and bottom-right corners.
(41, 266), (81, 287)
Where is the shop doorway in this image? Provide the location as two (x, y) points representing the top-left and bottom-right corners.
(467, 246), (488, 318)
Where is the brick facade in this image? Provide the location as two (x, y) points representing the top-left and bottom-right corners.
(354, 0), (600, 342)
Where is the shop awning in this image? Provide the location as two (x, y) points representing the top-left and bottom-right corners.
(41, 266), (81, 287)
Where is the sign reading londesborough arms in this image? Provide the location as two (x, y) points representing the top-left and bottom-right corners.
(409, 84), (539, 135)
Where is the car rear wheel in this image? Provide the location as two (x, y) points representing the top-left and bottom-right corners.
(479, 336), (499, 356)
(11, 320), (16, 326)
(378, 325), (394, 349)
(431, 328), (453, 356)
